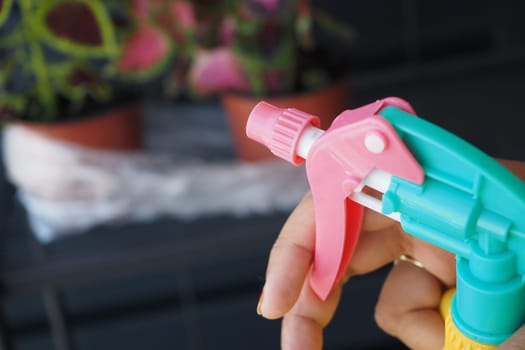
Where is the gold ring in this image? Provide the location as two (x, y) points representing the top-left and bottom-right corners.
(393, 254), (425, 269)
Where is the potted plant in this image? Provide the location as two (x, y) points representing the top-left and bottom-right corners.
(0, 0), (194, 150)
(186, 0), (355, 161)
(0, 0), (146, 149)
(1, 0), (353, 158)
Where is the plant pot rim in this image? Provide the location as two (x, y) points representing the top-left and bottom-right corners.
(15, 101), (144, 151)
(221, 77), (350, 102)
(16, 100), (142, 127)
(11, 88), (143, 125)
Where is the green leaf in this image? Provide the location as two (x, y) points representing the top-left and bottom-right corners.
(37, 0), (119, 58)
(62, 65), (112, 102)
(0, 93), (24, 112)
(0, 0), (13, 27)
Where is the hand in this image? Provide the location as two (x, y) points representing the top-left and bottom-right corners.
(257, 191), (454, 349)
(256, 160), (525, 350)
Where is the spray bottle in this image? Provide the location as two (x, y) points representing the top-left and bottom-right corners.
(246, 97), (525, 349)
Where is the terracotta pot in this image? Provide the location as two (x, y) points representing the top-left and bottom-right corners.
(221, 80), (349, 161)
(20, 103), (143, 150)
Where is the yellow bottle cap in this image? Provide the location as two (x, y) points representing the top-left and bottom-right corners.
(441, 288), (496, 350)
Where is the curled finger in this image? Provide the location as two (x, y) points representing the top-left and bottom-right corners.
(282, 272), (343, 350)
(375, 258), (445, 350)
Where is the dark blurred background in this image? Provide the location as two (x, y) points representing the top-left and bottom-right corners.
(1, 0), (525, 349)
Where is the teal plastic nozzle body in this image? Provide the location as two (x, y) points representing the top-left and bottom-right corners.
(380, 105), (525, 345)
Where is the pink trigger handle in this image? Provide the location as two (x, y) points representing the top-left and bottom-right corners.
(246, 98), (424, 300)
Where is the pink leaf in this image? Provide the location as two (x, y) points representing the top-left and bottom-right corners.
(131, 0), (150, 20)
(263, 70), (285, 94)
(219, 17), (236, 46)
(170, 1), (195, 30)
(252, 0), (280, 12)
(189, 48), (250, 95)
(118, 25), (170, 73)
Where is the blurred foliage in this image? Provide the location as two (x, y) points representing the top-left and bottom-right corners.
(0, 0), (133, 121)
(0, 0), (354, 122)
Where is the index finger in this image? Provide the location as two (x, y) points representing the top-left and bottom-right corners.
(260, 192), (403, 318)
(260, 192), (316, 319)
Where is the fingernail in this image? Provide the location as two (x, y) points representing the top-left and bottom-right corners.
(256, 288), (264, 316)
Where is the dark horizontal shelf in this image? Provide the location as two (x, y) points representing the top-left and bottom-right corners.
(3, 206), (287, 296)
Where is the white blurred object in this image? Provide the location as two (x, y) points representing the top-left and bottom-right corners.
(2, 123), (308, 243)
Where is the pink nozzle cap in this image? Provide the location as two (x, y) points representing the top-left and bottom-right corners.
(246, 101), (321, 165)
